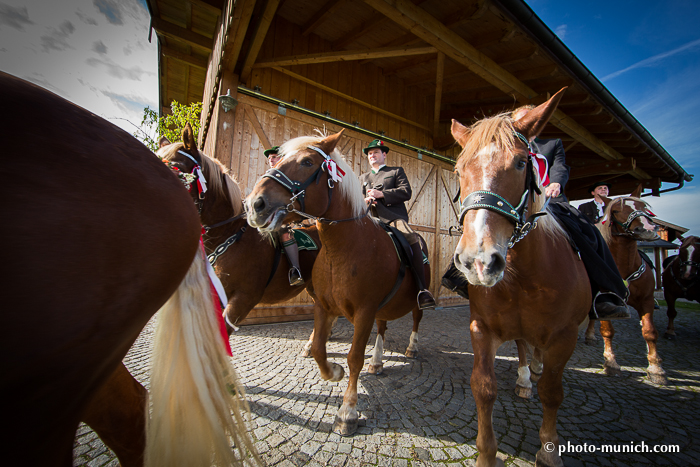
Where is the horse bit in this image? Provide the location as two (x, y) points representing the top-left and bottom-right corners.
(262, 146), (370, 226)
(456, 131), (550, 248)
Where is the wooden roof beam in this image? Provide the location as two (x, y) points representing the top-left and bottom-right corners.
(253, 45), (436, 68)
(240, 0), (282, 82)
(162, 46), (208, 69)
(151, 17), (213, 51)
(569, 158), (637, 180)
(222, 0), (257, 72)
(190, 0), (224, 14)
(363, 0), (650, 179)
(301, 0), (347, 37)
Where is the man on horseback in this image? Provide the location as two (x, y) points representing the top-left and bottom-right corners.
(265, 146), (304, 286)
(359, 139), (436, 310)
(578, 181), (611, 225)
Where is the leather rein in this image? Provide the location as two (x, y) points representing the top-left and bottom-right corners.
(262, 146), (370, 226)
(456, 131), (550, 248)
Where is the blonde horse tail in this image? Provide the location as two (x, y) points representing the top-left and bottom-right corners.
(145, 248), (260, 467)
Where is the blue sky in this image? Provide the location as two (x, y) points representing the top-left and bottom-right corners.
(526, 0), (700, 238)
(1, 0), (697, 238)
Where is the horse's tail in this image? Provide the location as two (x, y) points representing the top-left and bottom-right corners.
(145, 248), (259, 467)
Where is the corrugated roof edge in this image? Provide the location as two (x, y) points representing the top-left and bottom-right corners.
(493, 0), (693, 184)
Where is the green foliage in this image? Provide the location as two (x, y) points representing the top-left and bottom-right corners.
(134, 101), (203, 151)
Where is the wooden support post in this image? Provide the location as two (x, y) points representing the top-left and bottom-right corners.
(433, 52), (444, 137)
(207, 72), (240, 169)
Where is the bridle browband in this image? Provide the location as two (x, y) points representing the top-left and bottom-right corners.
(456, 131), (549, 248)
(262, 146), (370, 225)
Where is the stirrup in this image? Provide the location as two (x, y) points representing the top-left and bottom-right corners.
(288, 266), (304, 286)
(417, 289), (436, 310)
(590, 291), (630, 320)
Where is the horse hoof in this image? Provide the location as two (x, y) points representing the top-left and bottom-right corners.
(584, 336), (597, 346)
(664, 331), (676, 340)
(333, 415), (358, 436)
(475, 454), (505, 467)
(648, 372), (668, 385)
(367, 363), (383, 375)
(604, 365), (622, 377)
(299, 348), (311, 358)
(529, 370), (542, 383)
(514, 385), (532, 399)
(535, 449), (563, 467)
(405, 349), (417, 359)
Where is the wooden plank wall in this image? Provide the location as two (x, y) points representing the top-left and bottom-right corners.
(244, 16), (436, 153)
(224, 94), (466, 325)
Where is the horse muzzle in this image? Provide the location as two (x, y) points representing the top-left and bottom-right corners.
(245, 194), (286, 231)
(454, 246), (507, 287)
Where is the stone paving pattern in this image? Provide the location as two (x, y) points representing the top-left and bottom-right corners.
(74, 304), (700, 466)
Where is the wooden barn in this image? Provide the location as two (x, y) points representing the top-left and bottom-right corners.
(145, 0), (692, 324)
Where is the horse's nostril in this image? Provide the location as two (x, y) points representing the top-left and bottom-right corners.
(253, 197), (265, 213)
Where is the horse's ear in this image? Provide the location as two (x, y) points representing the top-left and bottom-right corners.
(601, 195), (612, 205)
(631, 183), (643, 198)
(318, 129), (344, 155)
(451, 119), (469, 147)
(513, 87), (567, 140)
(182, 123), (196, 151)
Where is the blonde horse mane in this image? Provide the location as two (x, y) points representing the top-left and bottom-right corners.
(157, 143), (244, 216)
(454, 113), (566, 241)
(278, 132), (371, 222)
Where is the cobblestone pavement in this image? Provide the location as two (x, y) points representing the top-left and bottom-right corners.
(74, 304), (700, 466)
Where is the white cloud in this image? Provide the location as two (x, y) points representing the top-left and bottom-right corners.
(602, 38), (700, 81)
(0, 0), (157, 134)
(554, 24), (567, 40)
(0, 3), (33, 30)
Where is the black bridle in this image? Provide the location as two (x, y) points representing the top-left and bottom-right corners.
(456, 131), (549, 248)
(261, 146), (370, 226)
(609, 197), (658, 239)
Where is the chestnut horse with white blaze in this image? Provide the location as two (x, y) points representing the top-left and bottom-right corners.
(452, 88), (591, 467)
(245, 131), (427, 436)
(585, 188), (667, 384)
(663, 236), (700, 338)
(0, 72), (257, 467)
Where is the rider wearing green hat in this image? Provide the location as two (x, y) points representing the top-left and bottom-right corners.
(359, 139), (436, 310)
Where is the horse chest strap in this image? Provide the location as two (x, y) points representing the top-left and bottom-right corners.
(207, 226), (246, 265)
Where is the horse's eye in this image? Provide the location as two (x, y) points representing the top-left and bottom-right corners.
(516, 159), (527, 169)
(301, 158), (314, 167)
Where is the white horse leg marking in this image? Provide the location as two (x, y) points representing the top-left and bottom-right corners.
(370, 334), (384, 367)
(407, 331), (418, 353)
(516, 365), (532, 389)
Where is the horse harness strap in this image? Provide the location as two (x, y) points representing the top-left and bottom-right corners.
(611, 198), (657, 237)
(207, 226), (247, 265)
(624, 253), (647, 286)
(203, 212), (246, 233)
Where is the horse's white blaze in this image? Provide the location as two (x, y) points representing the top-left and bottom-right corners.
(684, 245), (695, 276)
(406, 331), (418, 353)
(370, 334), (384, 367)
(640, 215), (656, 231)
(624, 199), (636, 210)
(516, 365), (532, 389)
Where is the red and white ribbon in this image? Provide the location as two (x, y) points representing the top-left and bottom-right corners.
(200, 238), (231, 356)
(309, 146), (346, 183)
(530, 152), (550, 187)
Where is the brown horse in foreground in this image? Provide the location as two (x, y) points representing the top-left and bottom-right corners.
(0, 72), (256, 466)
(451, 89), (591, 467)
(662, 236), (700, 338)
(245, 130), (426, 435)
(583, 188), (667, 384)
